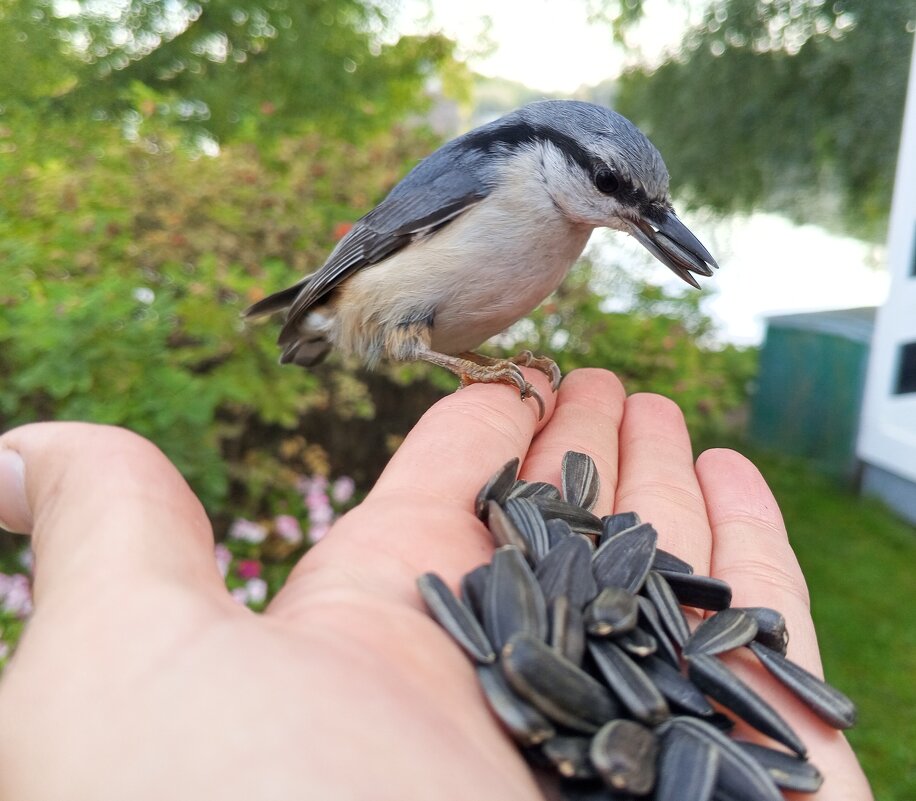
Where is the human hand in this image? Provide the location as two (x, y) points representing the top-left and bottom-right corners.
(0, 369), (871, 801)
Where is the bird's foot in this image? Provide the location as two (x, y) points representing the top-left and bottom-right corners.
(418, 349), (546, 419)
(507, 350), (562, 392)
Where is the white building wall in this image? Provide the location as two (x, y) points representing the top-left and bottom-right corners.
(857, 34), (916, 520)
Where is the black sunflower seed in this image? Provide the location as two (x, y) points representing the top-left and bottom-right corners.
(739, 607), (789, 655)
(416, 573), (495, 663)
(486, 500), (531, 560)
(588, 640), (670, 725)
(590, 719), (658, 796)
(748, 641), (857, 729)
(507, 480), (562, 501)
(476, 663), (555, 746)
(504, 497), (551, 563)
(683, 608), (759, 657)
(548, 595), (586, 666)
(561, 451), (601, 511)
(686, 653), (807, 757)
(542, 736), (597, 780)
(459, 563), (489, 623)
(592, 522), (658, 594)
(659, 717), (783, 801)
(655, 724), (719, 801)
(618, 627), (658, 658)
(475, 457), (519, 520)
(600, 511), (641, 541)
(644, 570), (691, 646)
(652, 547), (694, 574)
(483, 545), (547, 651)
(641, 653), (715, 718)
(502, 632), (620, 733)
(736, 741), (824, 793)
(584, 586), (639, 637)
(535, 535), (598, 608)
(546, 518), (575, 550)
(530, 496), (603, 536)
(656, 570), (732, 611)
(636, 596), (681, 667)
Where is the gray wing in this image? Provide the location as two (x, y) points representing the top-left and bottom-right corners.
(276, 144), (496, 344)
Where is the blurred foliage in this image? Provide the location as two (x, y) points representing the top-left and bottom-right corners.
(0, 0), (468, 147)
(0, 0), (757, 534)
(613, 0), (915, 241)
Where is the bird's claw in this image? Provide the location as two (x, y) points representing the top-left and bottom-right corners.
(510, 350), (562, 392)
(458, 361), (546, 420)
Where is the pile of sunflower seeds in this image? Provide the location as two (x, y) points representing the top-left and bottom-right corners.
(417, 452), (857, 801)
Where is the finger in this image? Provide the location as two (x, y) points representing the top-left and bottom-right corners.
(0, 423), (226, 607)
(697, 449), (873, 801)
(371, 366), (556, 510)
(614, 393), (713, 574)
(520, 369), (626, 515)
(270, 368), (556, 613)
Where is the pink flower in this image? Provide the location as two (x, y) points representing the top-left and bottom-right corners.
(308, 501), (335, 526)
(309, 522), (331, 543)
(228, 518), (267, 544)
(331, 476), (356, 504)
(214, 544), (232, 578)
(237, 559), (262, 580)
(274, 514), (303, 545)
(230, 587), (249, 605)
(18, 548), (33, 573)
(245, 577), (268, 605)
(2, 574), (32, 618)
(0, 642), (9, 661)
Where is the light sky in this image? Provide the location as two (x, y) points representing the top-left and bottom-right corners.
(395, 0), (891, 345)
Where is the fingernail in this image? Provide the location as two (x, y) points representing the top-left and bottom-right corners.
(0, 448), (31, 534)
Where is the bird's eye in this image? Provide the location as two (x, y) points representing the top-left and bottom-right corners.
(594, 167), (620, 195)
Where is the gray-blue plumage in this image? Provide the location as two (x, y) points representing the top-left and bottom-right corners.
(247, 100), (717, 416)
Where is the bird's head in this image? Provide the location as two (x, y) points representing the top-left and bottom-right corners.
(512, 100), (717, 288)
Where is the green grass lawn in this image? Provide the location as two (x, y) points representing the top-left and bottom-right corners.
(751, 452), (916, 801)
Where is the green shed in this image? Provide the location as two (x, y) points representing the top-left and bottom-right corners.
(749, 307), (875, 479)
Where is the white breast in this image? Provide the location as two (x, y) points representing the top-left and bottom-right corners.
(332, 145), (595, 359)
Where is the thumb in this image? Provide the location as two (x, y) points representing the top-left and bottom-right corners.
(0, 422), (225, 605)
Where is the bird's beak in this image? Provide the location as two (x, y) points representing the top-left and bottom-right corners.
(627, 210), (718, 289)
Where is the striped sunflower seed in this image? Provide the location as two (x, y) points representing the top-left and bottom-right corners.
(748, 641), (857, 729)
(736, 741), (824, 793)
(501, 632), (620, 733)
(486, 500), (531, 561)
(475, 457), (519, 520)
(655, 570), (732, 611)
(507, 480), (562, 501)
(588, 639), (670, 726)
(660, 716), (783, 801)
(600, 511), (641, 541)
(504, 497), (551, 563)
(592, 522), (658, 594)
(546, 518), (575, 550)
(641, 653), (715, 718)
(548, 595), (586, 666)
(476, 663), (555, 746)
(686, 653), (807, 757)
(652, 547), (694, 574)
(530, 496), (603, 536)
(644, 570), (691, 646)
(416, 572), (495, 664)
(590, 719), (658, 796)
(561, 451), (601, 511)
(482, 545), (547, 651)
(535, 534), (598, 608)
(683, 608), (759, 657)
(636, 595), (681, 667)
(459, 562), (489, 623)
(655, 724), (719, 801)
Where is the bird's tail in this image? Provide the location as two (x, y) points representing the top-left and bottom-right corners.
(244, 281), (331, 367)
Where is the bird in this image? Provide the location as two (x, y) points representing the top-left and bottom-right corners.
(245, 100), (717, 417)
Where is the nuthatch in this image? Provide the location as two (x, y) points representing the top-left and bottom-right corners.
(246, 100), (717, 416)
